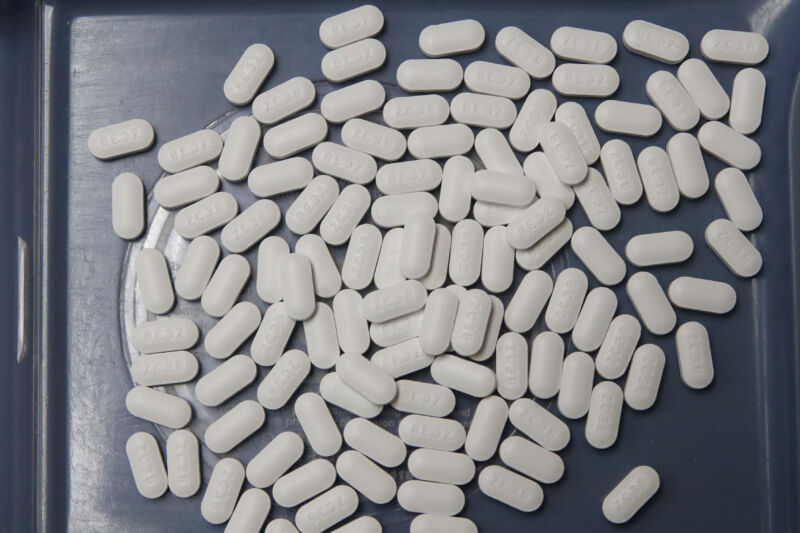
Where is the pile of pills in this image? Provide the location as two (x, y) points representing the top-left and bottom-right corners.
(93, 5), (768, 532)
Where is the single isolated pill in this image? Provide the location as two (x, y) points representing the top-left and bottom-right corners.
(174, 191), (238, 239)
(729, 68), (766, 134)
(449, 92), (517, 129)
(398, 480), (465, 515)
(252, 77), (316, 125)
(320, 80), (386, 124)
(126, 432), (168, 499)
(550, 26), (617, 64)
(135, 248), (174, 315)
(508, 397), (570, 451)
(496, 26), (555, 79)
(625, 230), (693, 267)
(538, 122), (588, 185)
(420, 288), (459, 356)
(226, 488), (271, 533)
(557, 351), (595, 419)
(637, 146), (680, 213)
(499, 436), (564, 484)
(398, 414), (466, 451)
(701, 29), (769, 65)
(495, 332), (529, 400)
(396, 59), (464, 93)
(319, 5), (384, 49)
(431, 354), (496, 397)
(602, 466), (660, 524)
(419, 19), (485, 57)
(295, 392), (342, 457)
(320, 373), (382, 419)
(344, 418), (407, 468)
(392, 379), (455, 417)
(321, 38), (386, 83)
(201, 458), (245, 525)
(221, 199), (281, 253)
(248, 158), (314, 198)
(112, 173), (145, 240)
(246, 431), (304, 488)
(88, 118), (154, 160)
(175, 236), (220, 301)
(573, 168), (622, 231)
(646, 70), (700, 131)
(204, 400), (265, 454)
(675, 321), (715, 389)
(714, 167), (763, 231)
(529, 331), (564, 400)
(570, 226), (626, 286)
(478, 465), (543, 512)
(705, 218), (763, 277)
(131, 316), (199, 354)
(511, 90), (558, 153)
(504, 270), (552, 333)
(154, 165), (219, 209)
(596, 314), (641, 380)
(571, 287), (618, 352)
(464, 61), (530, 99)
(594, 101), (662, 137)
(195, 353), (257, 407)
(545, 268), (588, 334)
(201, 254), (250, 318)
(166, 429), (201, 498)
(624, 344), (665, 411)
(273, 459), (336, 508)
(697, 121), (761, 170)
(551, 64), (619, 97)
(336, 451), (397, 504)
(622, 20), (688, 63)
(131, 351), (198, 387)
(599, 140), (643, 205)
(303, 302), (340, 369)
(341, 224), (381, 290)
(666, 133), (710, 199)
(251, 302), (296, 366)
(257, 350), (311, 410)
(626, 272), (676, 335)
(668, 276), (736, 314)
(383, 94), (450, 130)
(295, 486), (359, 533)
(311, 144), (377, 186)
(465, 395), (508, 461)
(296, 234), (341, 298)
(585, 381), (623, 449)
(676, 58), (730, 120)
(223, 43), (274, 106)
(158, 129), (223, 174)
(555, 101), (601, 164)
(204, 302), (261, 359)
(218, 115), (260, 182)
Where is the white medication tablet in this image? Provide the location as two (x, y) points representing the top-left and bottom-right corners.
(196, 354), (257, 407)
(131, 351), (198, 387)
(668, 276), (736, 314)
(321, 80), (386, 124)
(602, 466), (660, 524)
(219, 116), (260, 182)
(281, 253), (316, 321)
(551, 64), (619, 97)
(473, 201), (528, 227)
(666, 133), (710, 199)
(623, 20), (688, 63)
(555, 101), (600, 164)
(224, 43), (274, 106)
(321, 38), (386, 83)
(448, 219), (483, 286)
(420, 224), (451, 290)
(529, 331), (564, 399)
(401, 214), (436, 279)
(570, 226), (625, 285)
(509, 397), (570, 451)
(698, 121), (761, 170)
(372, 192), (438, 229)
(363, 280), (426, 323)
(637, 146), (680, 213)
(409, 449), (475, 485)
(174, 191), (238, 239)
(392, 379), (455, 417)
(263, 113), (328, 159)
(252, 77), (316, 125)
(557, 351), (594, 419)
(126, 432), (168, 499)
(251, 302), (296, 366)
(675, 321), (715, 389)
(464, 395), (508, 461)
(226, 488), (271, 533)
(594, 101), (662, 137)
(336, 452), (396, 504)
(396, 59), (463, 92)
(296, 234), (342, 298)
(303, 303), (340, 369)
(599, 140), (643, 205)
(409, 123), (476, 160)
(420, 288), (459, 356)
(265, 520), (299, 533)
(511, 90), (557, 152)
(411, 515), (477, 533)
(496, 332), (529, 400)
(336, 352), (397, 405)
(705, 218), (762, 277)
(585, 381), (623, 449)
(333, 290), (370, 353)
(221, 199), (280, 253)
(383, 94), (450, 129)
(523, 154), (574, 209)
(88, 118), (154, 160)
(572, 287), (618, 352)
(714, 167), (763, 231)
(248, 158), (313, 198)
(296, 486), (359, 533)
(481, 226), (515, 293)
(295, 392), (342, 456)
(344, 418), (407, 467)
(450, 92), (517, 129)
(201, 458), (245, 524)
(131, 317), (199, 354)
(166, 429), (200, 498)
(479, 465), (543, 512)
(373, 226), (404, 289)
(475, 128), (523, 174)
(246, 431), (304, 488)
(500, 436), (563, 484)
(596, 314), (641, 380)
(158, 129), (223, 173)
(154, 166), (219, 209)
(204, 400), (265, 454)
(201, 254), (250, 318)
(205, 302), (261, 359)
(257, 350), (311, 410)
(645, 71), (700, 131)
(398, 414), (466, 451)
(314, 143), (377, 185)
(342, 224), (381, 290)
(370, 312), (424, 350)
(320, 373), (382, 419)
(471, 171), (534, 206)
(176, 236), (220, 301)
(676, 58), (730, 120)
(573, 168), (622, 231)
(319, 5), (384, 49)
(545, 268), (588, 334)
(550, 26), (617, 64)
(624, 344), (665, 411)
(398, 480), (465, 515)
(538, 122), (588, 185)
(701, 29), (769, 65)
(506, 196), (567, 250)
(729, 68), (766, 134)
(273, 459), (337, 508)
(419, 19), (485, 57)
(112, 173), (145, 240)
(135, 248), (174, 315)
(626, 272), (676, 335)
(470, 295), (504, 362)
(496, 26), (555, 79)
(504, 270), (552, 333)
(450, 289), (492, 356)
(464, 61), (530, 99)
(342, 118), (406, 161)
(625, 230), (693, 267)
(432, 354), (496, 397)
(256, 236), (288, 304)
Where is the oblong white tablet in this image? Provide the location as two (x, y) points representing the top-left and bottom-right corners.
(392, 379), (455, 417)
(383, 94), (450, 129)
(248, 158), (313, 198)
(319, 5), (384, 49)
(159, 129), (223, 173)
(126, 432), (168, 499)
(295, 486), (358, 533)
(599, 140), (643, 205)
(555, 101), (600, 164)
(475, 128), (523, 174)
(538, 122), (588, 185)
(219, 115), (260, 182)
(401, 214), (436, 279)
(646, 70), (700, 131)
(201, 253), (250, 318)
(131, 317), (199, 354)
(585, 381), (623, 449)
(131, 351), (198, 387)
(205, 302), (261, 359)
(204, 400), (265, 453)
(714, 167), (762, 231)
(363, 280), (426, 323)
(624, 344), (665, 411)
(342, 224), (382, 290)
(705, 218), (762, 277)
(529, 331), (564, 399)
(321, 38), (386, 83)
(668, 276), (736, 314)
(420, 224), (451, 290)
(509, 397), (570, 451)
(195, 354), (257, 407)
(257, 350), (311, 410)
(344, 417), (407, 468)
(626, 271), (676, 335)
(281, 253), (316, 321)
(496, 332), (529, 400)
(166, 429), (200, 498)
(332, 290), (369, 354)
(431, 354), (496, 397)
(557, 351), (594, 419)
(573, 168), (621, 231)
(698, 121), (761, 170)
(623, 20), (688, 63)
(479, 465), (543, 512)
(450, 289), (492, 356)
(320, 373), (382, 419)
(419, 19), (485, 57)
(285, 176), (338, 236)
(551, 26), (617, 64)
(255, 236), (288, 305)
(226, 488), (271, 533)
(570, 226), (625, 286)
(265, 519), (299, 533)
(511, 90), (557, 152)
(221, 199), (280, 253)
(544, 268), (588, 334)
(396, 59), (464, 92)
(89, 119), (154, 160)
(637, 146), (680, 213)
(675, 321), (714, 389)
(251, 303), (295, 366)
(174, 191), (238, 239)
(504, 270), (552, 333)
(224, 43), (274, 106)
(572, 287), (617, 352)
(666, 133), (710, 199)
(295, 392), (342, 457)
(471, 170), (534, 206)
(596, 314), (641, 380)
(336, 352), (397, 405)
(481, 226), (515, 293)
(252, 77), (316, 125)
(625, 230), (693, 266)
(398, 480), (465, 515)
(303, 302), (340, 370)
(499, 436), (564, 484)
(470, 295), (504, 363)
(701, 29), (769, 65)
(154, 166), (219, 209)
(246, 431), (304, 488)
(464, 61), (530, 99)
(342, 118), (406, 161)
(261, 113), (328, 159)
(312, 142), (377, 185)
(296, 234), (341, 298)
(273, 459), (336, 508)
(175, 236), (220, 301)
(372, 192), (438, 229)
(496, 26), (555, 79)
(411, 515), (477, 533)
(551, 64), (619, 97)
(464, 395), (508, 461)
(448, 219), (483, 286)
(336, 451), (396, 504)
(320, 79), (385, 124)
(472, 201), (528, 227)
(506, 196), (567, 250)
(135, 248), (174, 315)
(399, 414), (466, 451)
(370, 316), (425, 352)
(729, 68), (766, 134)
(201, 458), (245, 524)
(676, 58), (730, 120)
(594, 101), (662, 137)
(112, 173), (145, 240)
(602, 466), (660, 524)
(419, 288), (459, 356)
(450, 92), (517, 129)
(408, 449), (475, 485)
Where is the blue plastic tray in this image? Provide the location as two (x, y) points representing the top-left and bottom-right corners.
(3, 0), (799, 531)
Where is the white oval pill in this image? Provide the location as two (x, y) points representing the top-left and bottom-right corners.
(319, 5), (384, 49)
(257, 350), (311, 410)
(626, 271), (676, 335)
(409, 449), (475, 485)
(252, 77), (316, 125)
(255, 237), (288, 304)
(336, 352), (397, 405)
(204, 400), (265, 454)
(281, 253), (316, 321)
(496, 26), (554, 78)
(573, 168), (621, 231)
(585, 381), (623, 449)
(675, 321), (714, 389)
(112, 173), (145, 240)
(246, 431), (304, 488)
(551, 64), (619, 97)
(596, 314), (641, 380)
(602, 466), (660, 524)
(221, 199), (280, 253)
(479, 465), (543, 512)
(373, 192), (439, 229)
(251, 302), (296, 366)
(219, 116), (260, 182)
(371, 226), (405, 288)
(408, 123), (475, 159)
(507, 196), (567, 250)
(714, 167), (762, 231)
(131, 317), (199, 354)
(126, 432), (168, 499)
(363, 280), (426, 323)
(201, 254), (250, 318)
(572, 287), (617, 352)
(668, 276), (736, 314)
(528, 331), (564, 399)
(158, 129), (223, 173)
(320, 373), (382, 419)
(450, 289), (492, 356)
(396, 59), (463, 92)
(471, 171), (534, 207)
(624, 344), (665, 411)
(419, 19), (484, 57)
(321, 80), (386, 124)
(470, 295), (504, 363)
(676, 58), (730, 120)
(646, 70), (700, 131)
(464, 395), (508, 461)
(392, 380), (455, 417)
(449, 92), (517, 129)
(555, 102), (600, 164)
(303, 303), (339, 370)
(296, 234), (341, 298)
(296, 486), (358, 533)
(383, 94), (450, 129)
(175, 236), (220, 301)
(205, 301), (261, 359)
(313, 142), (378, 185)
(625, 230), (693, 267)
(196, 354), (257, 407)
(295, 392), (342, 456)
(154, 166), (219, 209)
(705, 218), (762, 277)
(420, 224), (451, 290)
(594, 101), (662, 137)
(496, 332), (528, 400)
(344, 418), (407, 467)
(263, 113), (327, 159)
(698, 120), (761, 170)
(342, 224), (382, 290)
(369, 312), (424, 350)
(481, 226), (515, 293)
(623, 20), (688, 63)
(449, 219), (484, 286)
(557, 351), (594, 419)
(335, 452), (396, 504)
(399, 414), (466, 451)
(265, 520), (299, 533)
(166, 429), (200, 498)
(201, 458), (245, 524)
(599, 140), (643, 205)
(273, 459), (336, 508)
(88, 118), (154, 160)
(545, 268), (588, 334)
(508, 397), (570, 451)
(701, 29), (768, 65)
(729, 68), (765, 134)
(500, 436), (563, 484)
(570, 226), (625, 285)
(551, 26), (617, 64)
(665, 132), (710, 199)
(332, 290), (369, 354)
(464, 61), (530, 99)
(224, 43), (274, 106)
(226, 488), (271, 533)
(342, 118), (406, 162)
(504, 270), (552, 333)
(398, 480), (465, 515)
(321, 38), (385, 83)
(401, 214), (436, 279)
(475, 128), (523, 174)
(135, 248), (174, 315)
(131, 351), (198, 387)
(411, 515), (476, 533)
(511, 90), (558, 153)
(420, 288), (459, 356)
(538, 122), (588, 185)
(637, 146), (680, 213)
(174, 191), (238, 239)
(431, 354), (496, 397)
(372, 338), (431, 378)
(248, 158), (314, 198)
